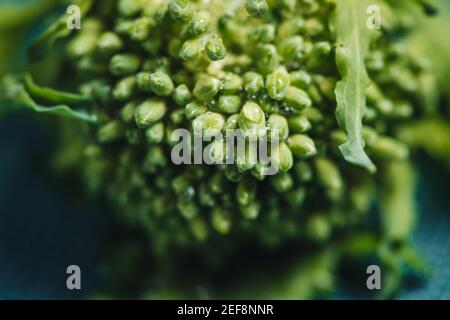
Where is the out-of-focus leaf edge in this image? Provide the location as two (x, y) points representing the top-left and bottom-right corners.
(0, 73), (97, 123)
(27, 0), (94, 62)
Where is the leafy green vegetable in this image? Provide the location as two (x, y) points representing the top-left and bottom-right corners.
(2, 0), (445, 300)
(334, 0), (377, 173)
(0, 74), (96, 122)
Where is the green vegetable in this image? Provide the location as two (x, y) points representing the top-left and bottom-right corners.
(1, 0), (445, 300)
(205, 37), (226, 61)
(334, 0), (377, 173)
(193, 76), (221, 101)
(135, 99), (167, 128)
(245, 0), (269, 18)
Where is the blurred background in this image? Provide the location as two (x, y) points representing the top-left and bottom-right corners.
(0, 0), (449, 299)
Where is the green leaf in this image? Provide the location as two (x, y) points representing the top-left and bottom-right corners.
(0, 0), (57, 29)
(334, 0), (376, 173)
(28, 0), (94, 61)
(0, 74), (97, 123)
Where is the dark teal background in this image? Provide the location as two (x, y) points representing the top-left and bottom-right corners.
(0, 0), (449, 300)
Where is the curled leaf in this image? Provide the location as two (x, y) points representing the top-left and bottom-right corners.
(0, 73), (97, 122)
(334, 0), (376, 173)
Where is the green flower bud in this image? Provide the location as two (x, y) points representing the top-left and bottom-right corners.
(370, 137), (409, 160)
(243, 72), (264, 95)
(97, 32), (123, 55)
(221, 72), (243, 95)
(268, 114), (289, 141)
(240, 201), (261, 220)
(271, 172), (293, 193)
(192, 112), (225, 139)
(288, 115), (312, 133)
(249, 24), (276, 44)
(170, 108), (185, 125)
(75, 57), (106, 76)
(185, 11), (210, 37)
(168, 38), (182, 58)
(128, 17), (155, 41)
(239, 101), (266, 138)
(236, 178), (257, 207)
(217, 94), (242, 114)
(205, 139), (226, 164)
(205, 37), (226, 61)
(277, 17), (304, 39)
(172, 176), (196, 204)
(306, 214), (331, 242)
(257, 44), (279, 75)
(98, 121), (124, 143)
(118, 0), (142, 17)
(148, 72), (175, 96)
(279, 36), (304, 61)
(142, 57), (171, 73)
(179, 38), (201, 61)
(224, 114), (240, 131)
(286, 187), (306, 207)
(109, 54), (141, 76)
(190, 217), (208, 241)
(290, 70), (312, 89)
(330, 130), (347, 146)
(211, 208), (231, 234)
(168, 0), (192, 22)
(315, 158), (343, 201)
(84, 145), (102, 159)
(173, 84), (192, 106)
(67, 33), (99, 59)
(177, 200), (199, 219)
(152, 1), (169, 22)
(209, 172), (226, 194)
(225, 166), (245, 182)
(285, 86), (312, 110)
(288, 134), (317, 158)
(313, 41), (332, 56)
(193, 76), (221, 101)
(198, 183), (215, 207)
(113, 76), (137, 101)
(125, 128), (144, 145)
(185, 101), (208, 120)
(135, 99), (167, 128)
(266, 67), (290, 101)
(251, 162), (269, 181)
(258, 94), (279, 114)
(79, 80), (112, 104)
(173, 70), (192, 87)
(303, 17), (324, 37)
(270, 142), (294, 172)
(114, 19), (133, 35)
(245, 0), (269, 18)
(142, 36), (162, 55)
(121, 100), (139, 123)
(145, 122), (165, 144)
(136, 72), (152, 92)
(294, 161), (313, 182)
(314, 75), (335, 100)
